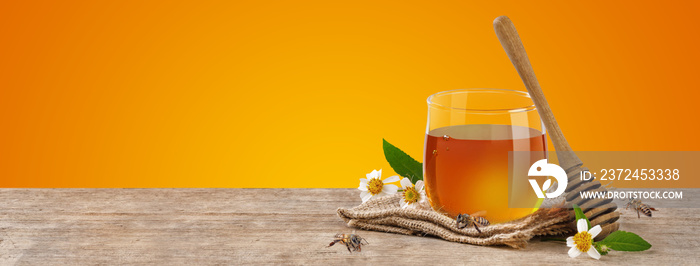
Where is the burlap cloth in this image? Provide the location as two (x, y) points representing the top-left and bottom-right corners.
(337, 194), (573, 248)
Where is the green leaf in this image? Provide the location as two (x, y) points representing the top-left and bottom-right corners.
(597, 231), (652, 252)
(572, 204), (591, 230)
(382, 139), (423, 183)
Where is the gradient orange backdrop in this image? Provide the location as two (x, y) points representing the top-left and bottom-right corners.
(2, 1), (699, 187)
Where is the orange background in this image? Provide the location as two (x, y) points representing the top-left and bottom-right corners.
(2, 1), (699, 187)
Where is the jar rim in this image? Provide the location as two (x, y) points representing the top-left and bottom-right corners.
(427, 88), (537, 113)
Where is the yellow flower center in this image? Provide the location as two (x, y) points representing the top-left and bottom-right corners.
(403, 186), (419, 204)
(573, 231), (592, 252)
(367, 178), (383, 195)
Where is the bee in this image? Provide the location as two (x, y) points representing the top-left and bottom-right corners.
(327, 233), (368, 253)
(456, 211), (490, 233)
(625, 198), (657, 218)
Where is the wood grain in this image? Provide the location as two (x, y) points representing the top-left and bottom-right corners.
(1, 189), (698, 265)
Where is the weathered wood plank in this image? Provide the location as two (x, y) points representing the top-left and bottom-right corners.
(0, 189), (698, 265)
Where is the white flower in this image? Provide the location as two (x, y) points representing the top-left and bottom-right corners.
(399, 177), (427, 208)
(566, 219), (602, 260)
(358, 169), (399, 203)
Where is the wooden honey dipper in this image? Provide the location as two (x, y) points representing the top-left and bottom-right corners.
(493, 16), (619, 240)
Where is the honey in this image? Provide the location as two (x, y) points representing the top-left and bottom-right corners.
(424, 124), (546, 223)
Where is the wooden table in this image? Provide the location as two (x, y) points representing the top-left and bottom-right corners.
(1, 189), (698, 265)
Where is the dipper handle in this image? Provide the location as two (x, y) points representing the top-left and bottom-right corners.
(493, 16), (582, 172)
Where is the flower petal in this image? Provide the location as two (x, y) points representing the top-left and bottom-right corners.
(588, 225), (602, 239)
(360, 191), (372, 202)
(400, 178), (413, 188)
(566, 236), (575, 247)
(577, 219), (588, 233)
(383, 184), (398, 195)
(415, 180), (424, 191)
(418, 192), (427, 203)
(400, 200), (408, 208)
(358, 182), (368, 191)
(377, 169), (382, 178)
(359, 178), (367, 183)
(568, 246), (582, 258)
(587, 247), (601, 260)
(384, 175), (400, 183)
